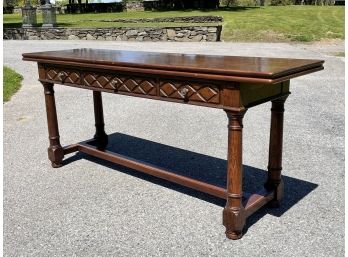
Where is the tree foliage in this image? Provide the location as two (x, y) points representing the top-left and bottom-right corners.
(4, 0), (55, 7)
(4, 0), (29, 7)
(221, 0), (334, 5)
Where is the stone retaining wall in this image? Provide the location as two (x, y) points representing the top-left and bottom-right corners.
(94, 15), (223, 23)
(125, 1), (144, 11)
(4, 26), (222, 42)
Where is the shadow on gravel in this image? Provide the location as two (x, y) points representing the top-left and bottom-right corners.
(64, 132), (318, 232)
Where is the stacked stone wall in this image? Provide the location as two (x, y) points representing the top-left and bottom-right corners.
(4, 26), (222, 42)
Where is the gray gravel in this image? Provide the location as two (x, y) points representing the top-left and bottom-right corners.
(4, 40), (344, 257)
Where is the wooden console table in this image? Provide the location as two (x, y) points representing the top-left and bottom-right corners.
(23, 49), (324, 240)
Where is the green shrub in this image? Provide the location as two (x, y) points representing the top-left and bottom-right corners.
(7, 0), (25, 7)
(221, 0), (260, 6)
(270, 0), (292, 5)
(220, 0), (238, 6)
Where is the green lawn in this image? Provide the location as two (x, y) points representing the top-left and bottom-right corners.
(3, 66), (23, 102)
(4, 6), (344, 42)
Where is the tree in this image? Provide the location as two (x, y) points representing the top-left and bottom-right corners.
(4, 0), (13, 6)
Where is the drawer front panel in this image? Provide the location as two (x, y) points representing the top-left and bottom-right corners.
(160, 81), (220, 104)
(83, 72), (157, 96)
(46, 67), (81, 84)
(43, 67), (221, 107)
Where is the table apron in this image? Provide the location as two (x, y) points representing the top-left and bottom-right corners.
(39, 64), (291, 111)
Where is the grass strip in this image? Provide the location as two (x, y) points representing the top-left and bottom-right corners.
(3, 66), (23, 103)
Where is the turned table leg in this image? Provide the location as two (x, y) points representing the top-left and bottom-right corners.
(42, 82), (64, 168)
(93, 91), (108, 149)
(265, 96), (288, 207)
(223, 109), (247, 240)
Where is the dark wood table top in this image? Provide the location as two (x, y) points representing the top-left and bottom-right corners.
(23, 48), (324, 84)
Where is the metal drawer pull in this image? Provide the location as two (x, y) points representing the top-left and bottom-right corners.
(110, 80), (118, 92)
(58, 72), (67, 82)
(180, 87), (189, 97)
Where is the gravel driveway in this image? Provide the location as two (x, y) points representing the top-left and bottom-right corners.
(3, 40), (345, 257)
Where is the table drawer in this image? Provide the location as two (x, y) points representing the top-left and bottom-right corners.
(159, 81), (220, 104)
(46, 67), (81, 84)
(83, 72), (157, 96)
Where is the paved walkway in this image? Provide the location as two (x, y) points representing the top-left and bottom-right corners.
(4, 40), (344, 257)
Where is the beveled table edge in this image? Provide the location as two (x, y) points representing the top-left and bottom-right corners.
(23, 57), (324, 85)
(22, 49), (325, 80)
